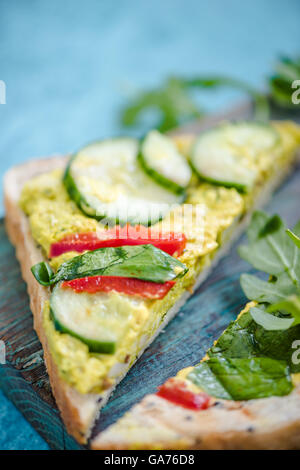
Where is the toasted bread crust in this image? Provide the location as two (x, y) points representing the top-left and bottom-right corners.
(4, 146), (299, 448)
(2, 153), (246, 445)
(92, 389), (300, 450)
(4, 156), (102, 444)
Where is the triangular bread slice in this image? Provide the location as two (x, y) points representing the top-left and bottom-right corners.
(4, 156), (103, 443)
(92, 372), (300, 449)
(92, 293), (300, 450)
(4, 129), (299, 445)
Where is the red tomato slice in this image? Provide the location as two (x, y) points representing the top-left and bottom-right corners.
(156, 378), (211, 410)
(62, 276), (175, 299)
(50, 225), (186, 258)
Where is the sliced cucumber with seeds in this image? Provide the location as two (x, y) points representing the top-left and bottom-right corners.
(138, 130), (192, 194)
(64, 137), (184, 226)
(190, 122), (280, 192)
(50, 282), (145, 354)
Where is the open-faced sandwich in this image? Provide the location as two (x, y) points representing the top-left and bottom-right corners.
(4, 121), (300, 444)
(92, 212), (300, 450)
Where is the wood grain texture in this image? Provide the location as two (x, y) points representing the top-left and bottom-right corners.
(0, 103), (299, 450)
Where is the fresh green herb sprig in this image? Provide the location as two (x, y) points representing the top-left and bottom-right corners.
(239, 212), (300, 331)
(121, 76), (269, 133)
(121, 54), (300, 133)
(187, 212), (300, 401)
(269, 56), (300, 109)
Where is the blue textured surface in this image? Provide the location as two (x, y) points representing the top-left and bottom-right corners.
(0, 0), (300, 450)
(0, 390), (49, 450)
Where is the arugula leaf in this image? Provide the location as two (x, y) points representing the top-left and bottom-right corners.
(239, 212), (300, 332)
(189, 356), (292, 401)
(258, 214), (282, 238)
(246, 211), (269, 242)
(31, 245), (188, 286)
(185, 76), (269, 121)
(121, 55), (300, 134)
(121, 76), (269, 132)
(240, 273), (296, 304)
(238, 212), (300, 284)
(190, 213), (300, 401)
(188, 213), (300, 401)
(250, 306), (295, 331)
(269, 56), (300, 109)
(286, 229), (300, 249)
(267, 295), (300, 326)
(121, 77), (202, 133)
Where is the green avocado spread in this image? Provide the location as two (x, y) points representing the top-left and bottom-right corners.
(19, 122), (300, 394)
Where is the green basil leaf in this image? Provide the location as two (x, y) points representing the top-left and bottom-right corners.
(188, 362), (232, 400)
(31, 245), (188, 286)
(189, 212), (300, 402)
(208, 312), (258, 359)
(250, 306), (294, 331)
(208, 310), (300, 373)
(203, 356), (293, 401)
(31, 262), (55, 286)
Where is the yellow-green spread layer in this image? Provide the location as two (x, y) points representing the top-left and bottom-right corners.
(19, 122), (300, 394)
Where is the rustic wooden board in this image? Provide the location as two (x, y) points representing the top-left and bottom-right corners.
(0, 103), (299, 450)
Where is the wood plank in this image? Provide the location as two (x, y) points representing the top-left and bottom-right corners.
(0, 102), (299, 449)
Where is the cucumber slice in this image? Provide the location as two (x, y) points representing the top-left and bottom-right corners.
(50, 282), (145, 354)
(138, 130), (191, 194)
(190, 122), (280, 192)
(64, 138), (184, 226)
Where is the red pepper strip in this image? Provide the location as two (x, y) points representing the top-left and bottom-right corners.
(156, 378), (210, 410)
(62, 276), (176, 299)
(50, 225), (186, 258)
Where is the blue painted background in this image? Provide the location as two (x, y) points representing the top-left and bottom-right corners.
(0, 0), (299, 450)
